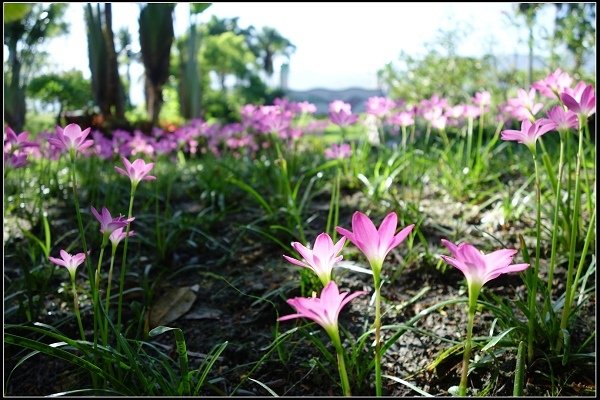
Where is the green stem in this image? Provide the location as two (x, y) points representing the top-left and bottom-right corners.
(547, 134), (565, 296)
(465, 116), (474, 168)
(401, 126), (407, 150)
(117, 187), (136, 333)
(567, 208), (596, 310)
(69, 153), (93, 292)
(103, 245), (118, 345)
(326, 166), (341, 241)
(526, 149), (541, 363)
(459, 285), (479, 396)
(474, 107), (485, 169)
(93, 240), (107, 349)
(71, 276), (86, 341)
(557, 118), (585, 351)
(331, 330), (352, 396)
(373, 271), (382, 397)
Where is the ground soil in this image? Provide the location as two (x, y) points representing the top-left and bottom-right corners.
(4, 183), (596, 397)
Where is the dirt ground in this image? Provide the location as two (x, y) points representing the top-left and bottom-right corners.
(4, 185), (596, 397)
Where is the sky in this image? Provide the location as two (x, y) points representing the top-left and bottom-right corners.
(39, 2), (556, 105)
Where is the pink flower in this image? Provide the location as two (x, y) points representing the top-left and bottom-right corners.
(324, 143), (352, 159)
(4, 127), (38, 152)
(114, 157), (156, 187)
(440, 239), (529, 288)
(48, 123), (94, 155)
(49, 250), (87, 279)
(336, 211), (414, 271)
(329, 100), (358, 127)
(365, 96), (395, 118)
(109, 226), (136, 247)
(4, 152), (28, 168)
(560, 83), (596, 118)
(539, 106), (578, 133)
(283, 233), (346, 286)
(473, 91), (492, 107)
(298, 101), (317, 114)
(506, 89), (544, 121)
(91, 206), (135, 236)
(278, 281), (366, 334)
(500, 119), (554, 148)
(388, 111), (415, 127)
(532, 68), (573, 100)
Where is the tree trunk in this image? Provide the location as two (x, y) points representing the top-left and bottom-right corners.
(5, 41), (26, 132)
(145, 77), (162, 126)
(103, 4), (125, 120)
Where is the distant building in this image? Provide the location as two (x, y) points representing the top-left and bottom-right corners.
(286, 87), (384, 115)
(280, 63), (289, 91)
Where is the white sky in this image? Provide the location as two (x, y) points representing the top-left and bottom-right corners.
(38, 2), (556, 105)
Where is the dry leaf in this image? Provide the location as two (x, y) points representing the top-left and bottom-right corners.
(149, 286), (197, 328)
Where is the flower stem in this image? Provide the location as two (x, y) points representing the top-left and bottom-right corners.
(557, 117), (585, 352)
(547, 133), (565, 296)
(331, 330), (352, 396)
(526, 149), (541, 363)
(93, 240), (107, 350)
(103, 245), (118, 345)
(69, 154), (93, 291)
(459, 285), (479, 396)
(373, 272), (383, 397)
(117, 187), (136, 334)
(71, 276), (86, 341)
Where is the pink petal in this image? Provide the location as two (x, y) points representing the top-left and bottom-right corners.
(313, 232), (333, 255)
(282, 255), (308, 268)
(440, 255), (470, 277)
(377, 212), (398, 250)
(388, 224), (414, 251)
(561, 93), (580, 113)
(352, 212), (379, 254)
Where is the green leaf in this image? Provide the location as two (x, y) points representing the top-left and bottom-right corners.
(190, 3), (211, 14)
(248, 377), (279, 397)
(383, 374), (433, 397)
(4, 4), (31, 23)
(480, 327), (516, 352)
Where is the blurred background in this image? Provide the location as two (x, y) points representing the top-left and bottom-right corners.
(3, 2), (596, 134)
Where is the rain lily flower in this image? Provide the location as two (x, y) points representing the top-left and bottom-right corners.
(336, 211), (414, 273)
(388, 111), (415, 127)
(109, 226), (136, 248)
(532, 68), (573, 100)
(91, 206), (135, 237)
(114, 157), (156, 188)
(440, 239), (529, 396)
(4, 152), (28, 168)
(329, 100), (358, 127)
(279, 281), (366, 396)
(49, 249), (88, 340)
(473, 91), (491, 107)
(539, 106), (578, 134)
(48, 123), (94, 155)
(500, 119), (554, 150)
(336, 212), (414, 396)
(279, 280), (366, 334)
(49, 250), (87, 280)
(506, 89), (544, 121)
(283, 233), (346, 286)
(560, 83), (596, 118)
(440, 239), (529, 290)
(324, 143), (352, 160)
(365, 96), (395, 118)
(4, 127), (38, 152)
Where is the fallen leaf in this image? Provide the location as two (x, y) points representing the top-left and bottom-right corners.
(149, 286), (197, 328)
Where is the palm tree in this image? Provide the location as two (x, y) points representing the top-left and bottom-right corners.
(252, 27), (296, 80)
(139, 3), (176, 126)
